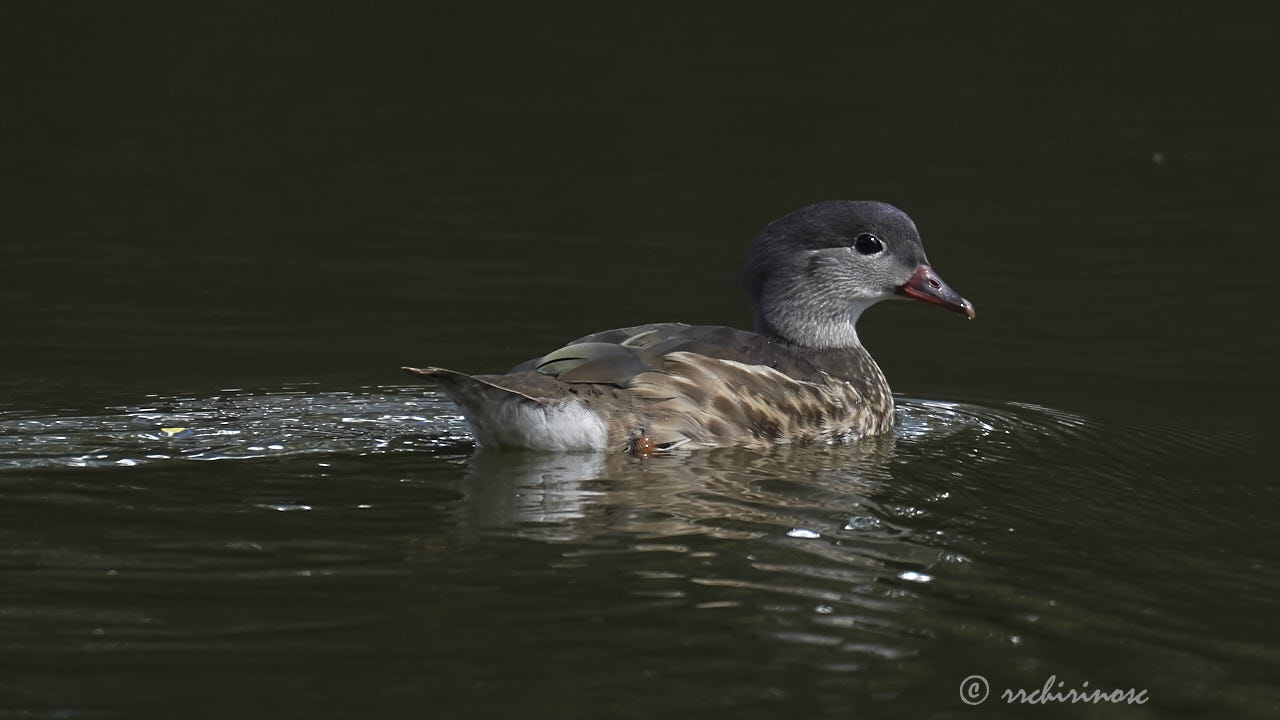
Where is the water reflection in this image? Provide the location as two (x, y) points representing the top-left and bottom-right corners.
(454, 439), (898, 541)
(433, 434), (967, 675)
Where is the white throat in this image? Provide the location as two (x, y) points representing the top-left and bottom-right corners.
(758, 297), (880, 349)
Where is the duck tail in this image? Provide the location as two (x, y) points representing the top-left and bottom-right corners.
(402, 366), (543, 409)
(402, 366), (612, 451)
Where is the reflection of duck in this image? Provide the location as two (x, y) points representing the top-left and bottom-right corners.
(437, 439), (940, 667)
(406, 202), (973, 452)
(454, 439), (900, 544)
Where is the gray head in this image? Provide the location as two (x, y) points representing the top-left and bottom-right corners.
(742, 200), (974, 348)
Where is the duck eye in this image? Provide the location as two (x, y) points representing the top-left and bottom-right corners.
(853, 233), (884, 255)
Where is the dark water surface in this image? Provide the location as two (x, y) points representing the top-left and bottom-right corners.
(4, 4), (1278, 718)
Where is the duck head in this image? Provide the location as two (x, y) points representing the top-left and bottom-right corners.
(742, 200), (974, 348)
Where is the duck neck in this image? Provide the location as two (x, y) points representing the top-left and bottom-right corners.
(754, 299), (879, 350)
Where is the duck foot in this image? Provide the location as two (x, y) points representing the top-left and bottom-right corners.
(629, 433), (656, 458)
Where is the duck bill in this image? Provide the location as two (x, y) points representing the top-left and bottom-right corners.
(897, 265), (975, 319)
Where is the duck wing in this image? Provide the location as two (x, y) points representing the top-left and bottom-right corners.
(509, 323), (834, 385)
(505, 324), (889, 448)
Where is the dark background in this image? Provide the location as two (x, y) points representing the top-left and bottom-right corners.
(3, 3), (1278, 718)
(5, 2), (1277, 425)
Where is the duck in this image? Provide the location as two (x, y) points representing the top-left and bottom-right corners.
(405, 200), (974, 453)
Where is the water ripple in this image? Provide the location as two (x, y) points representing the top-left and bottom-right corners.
(0, 385), (473, 471)
(1, 386), (1239, 476)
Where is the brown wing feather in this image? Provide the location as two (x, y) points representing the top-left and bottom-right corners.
(627, 352), (888, 448)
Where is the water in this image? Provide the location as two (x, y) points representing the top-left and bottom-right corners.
(4, 3), (1279, 718)
(2, 391), (1273, 717)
